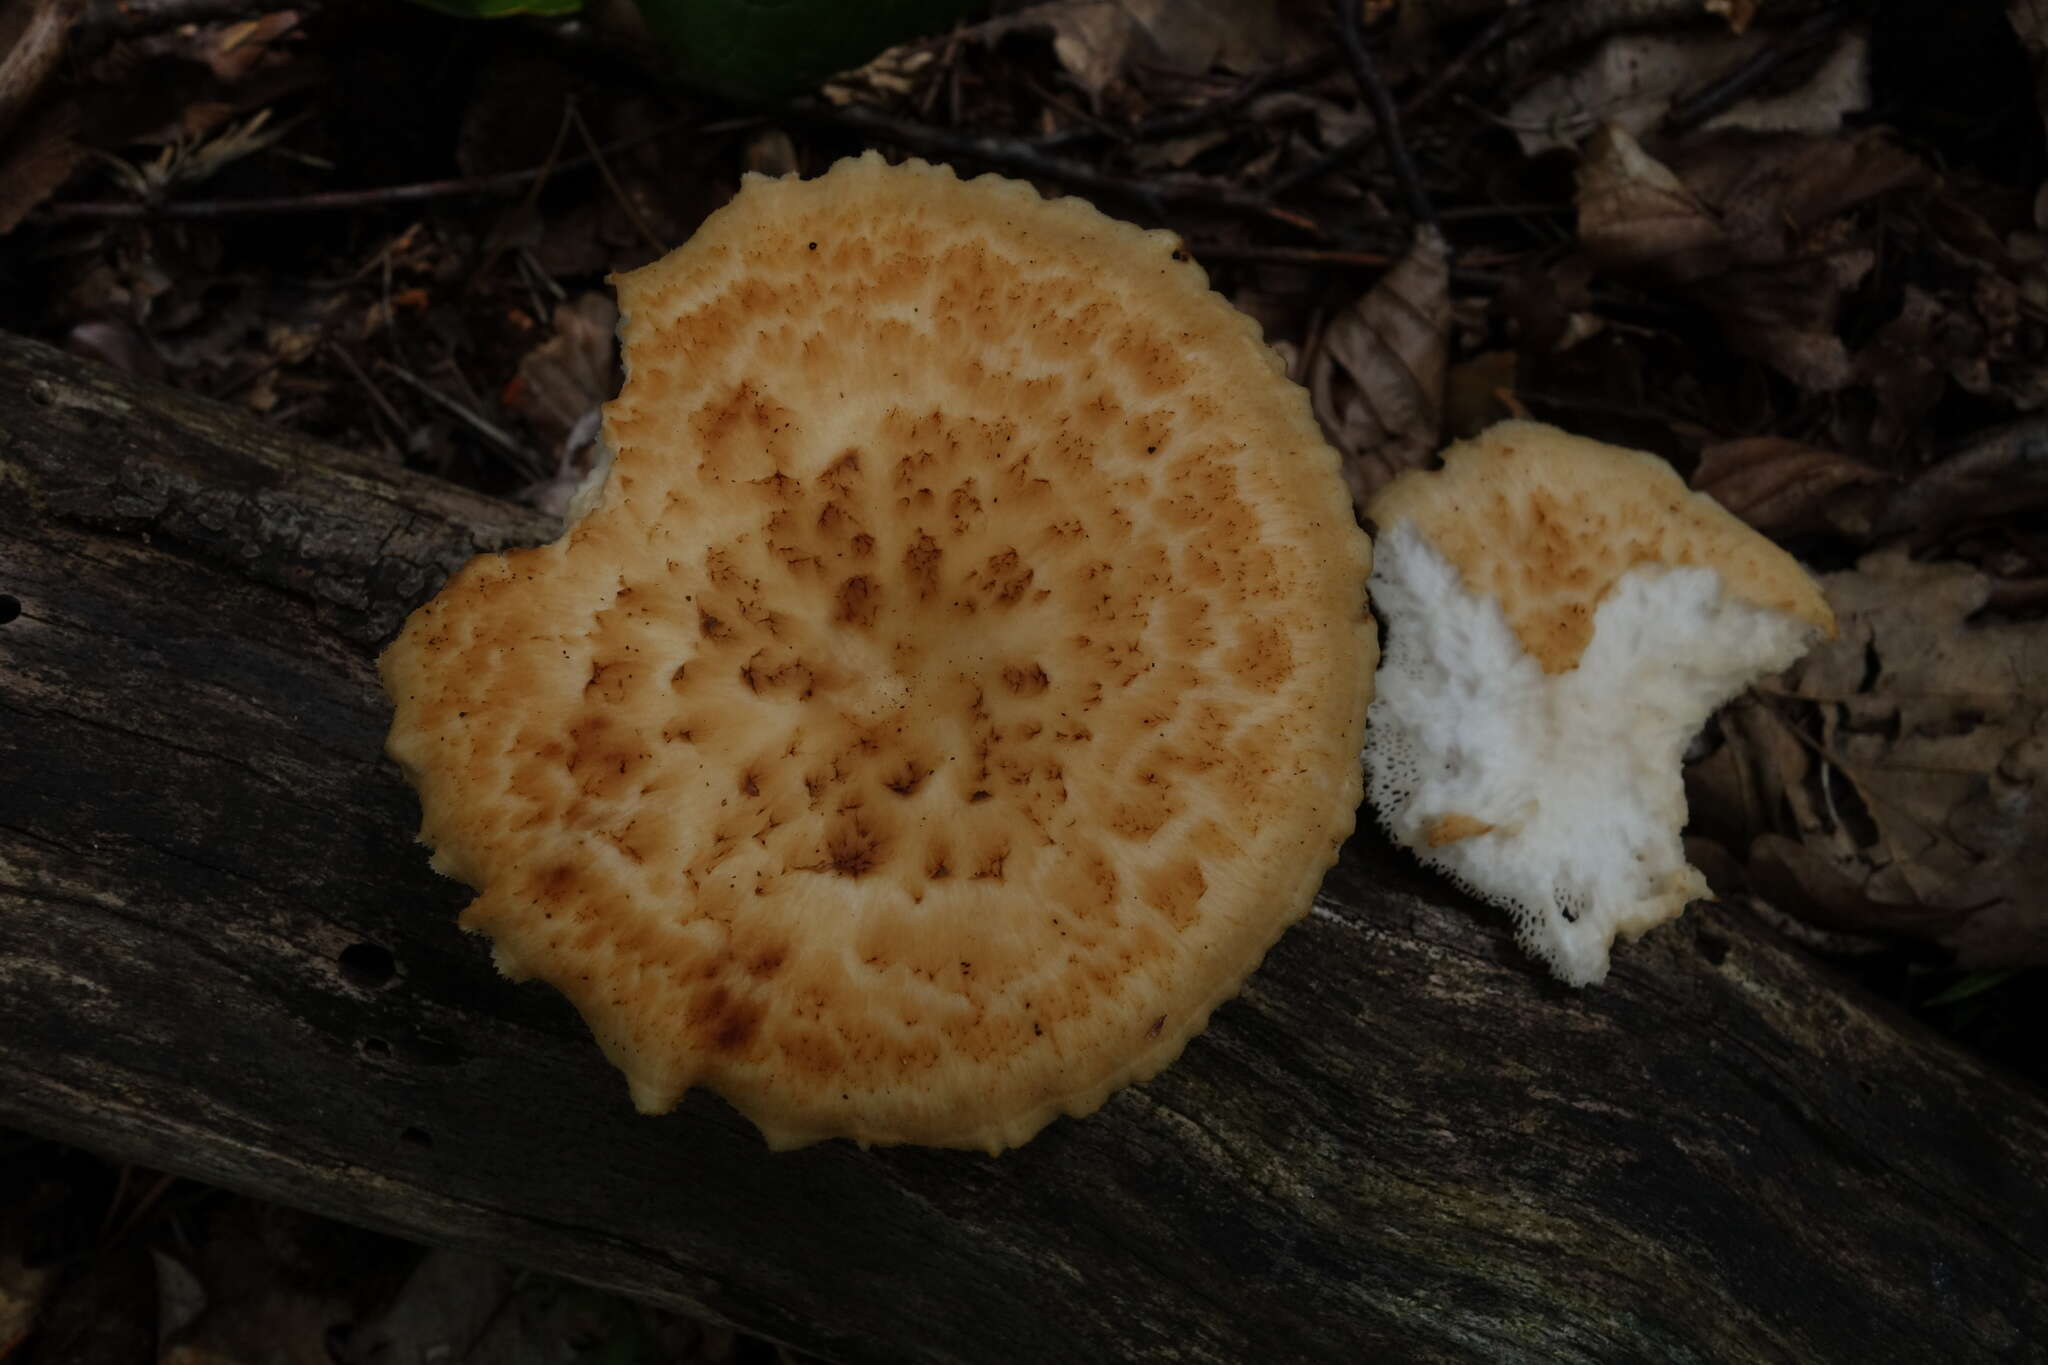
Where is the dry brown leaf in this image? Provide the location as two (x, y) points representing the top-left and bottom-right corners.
(978, 0), (1295, 99)
(1757, 551), (2048, 965)
(1671, 130), (1924, 261)
(1691, 436), (1889, 539)
(1701, 249), (1872, 391)
(1577, 126), (1922, 391)
(1872, 417), (2048, 548)
(1852, 193), (2048, 452)
(1855, 286), (1976, 457)
(505, 292), (618, 446)
(205, 11), (300, 83)
(0, 0), (82, 146)
(336, 1249), (709, 1365)
(1707, 0), (1761, 32)
(505, 293), (620, 518)
(0, 1249), (54, 1358)
(1442, 349), (1519, 439)
(1247, 90), (1372, 149)
(1575, 125), (1728, 282)
(1308, 227), (1449, 510)
(1507, 28), (1869, 156)
(0, 99), (82, 234)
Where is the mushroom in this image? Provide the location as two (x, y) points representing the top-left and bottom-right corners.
(1362, 420), (1834, 987)
(379, 154), (1374, 1151)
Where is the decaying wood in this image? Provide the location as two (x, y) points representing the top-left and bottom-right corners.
(0, 329), (2042, 1363)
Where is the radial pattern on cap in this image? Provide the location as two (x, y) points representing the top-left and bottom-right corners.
(380, 154), (1374, 1151)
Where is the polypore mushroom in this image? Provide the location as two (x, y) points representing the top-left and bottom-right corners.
(1363, 420), (1834, 987)
(380, 153), (1374, 1151)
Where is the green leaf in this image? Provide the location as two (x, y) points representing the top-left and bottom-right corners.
(1921, 967), (2024, 1009)
(409, 0), (581, 17)
(635, 0), (984, 105)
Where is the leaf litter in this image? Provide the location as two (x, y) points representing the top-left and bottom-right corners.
(3, 0), (2048, 1352)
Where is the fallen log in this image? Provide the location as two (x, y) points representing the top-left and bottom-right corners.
(1, 329), (2042, 1363)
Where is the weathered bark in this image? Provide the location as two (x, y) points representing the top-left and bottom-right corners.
(0, 329), (2042, 1363)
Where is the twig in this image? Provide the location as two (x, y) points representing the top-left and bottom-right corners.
(327, 342), (407, 446)
(37, 114), (709, 222)
(1029, 52), (1342, 150)
(1269, 3), (1512, 203)
(80, 0), (298, 37)
(1336, 0), (1435, 228)
(1183, 240), (1516, 291)
(1401, 5), (1531, 119)
(806, 102), (1329, 238)
(376, 360), (531, 463)
(1664, 4), (1858, 133)
(1188, 243), (1398, 270)
(565, 98), (668, 256)
(1482, 0), (1838, 82)
(1437, 201), (1571, 221)
(917, 22), (965, 121)
(471, 101), (576, 288)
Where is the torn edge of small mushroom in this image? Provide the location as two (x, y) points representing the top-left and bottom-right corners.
(1358, 419), (1836, 987)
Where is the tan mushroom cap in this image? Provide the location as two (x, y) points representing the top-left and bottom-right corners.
(380, 153), (1374, 1152)
(1371, 420), (1835, 672)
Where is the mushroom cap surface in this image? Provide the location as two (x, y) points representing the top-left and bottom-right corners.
(1363, 420), (1833, 986)
(380, 154), (1374, 1151)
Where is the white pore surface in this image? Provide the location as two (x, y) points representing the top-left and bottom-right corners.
(1364, 520), (1816, 986)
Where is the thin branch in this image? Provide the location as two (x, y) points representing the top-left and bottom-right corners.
(565, 98), (668, 255)
(376, 360), (532, 465)
(1336, 0), (1435, 228)
(1029, 51), (1342, 150)
(1268, 3), (1517, 202)
(326, 342), (407, 447)
(37, 114), (724, 222)
(1399, 4), (1532, 119)
(80, 0), (296, 37)
(806, 102), (1329, 238)
(1183, 240), (1513, 291)
(1187, 243), (1398, 270)
(470, 101), (577, 288)
(1482, 0), (1838, 82)
(1664, 3), (1858, 133)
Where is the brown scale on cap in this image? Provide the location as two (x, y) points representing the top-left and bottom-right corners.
(380, 154), (1374, 1152)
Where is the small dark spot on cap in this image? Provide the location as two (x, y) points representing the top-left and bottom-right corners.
(808, 241), (818, 250)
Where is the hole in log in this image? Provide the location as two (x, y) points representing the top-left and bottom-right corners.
(399, 1126), (432, 1148)
(0, 596), (18, 625)
(338, 942), (396, 989)
(1697, 932), (1730, 967)
(361, 1037), (391, 1059)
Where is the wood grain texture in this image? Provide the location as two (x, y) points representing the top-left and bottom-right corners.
(0, 329), (2042, 1363)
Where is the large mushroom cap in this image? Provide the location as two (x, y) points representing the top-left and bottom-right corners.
(1364, 420), (1834, 987)
(380, 154), (1374, 1152)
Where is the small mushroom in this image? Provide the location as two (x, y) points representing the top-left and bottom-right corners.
(1363, 420), (1835, 987)
(379, 154), (1374, 1151)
